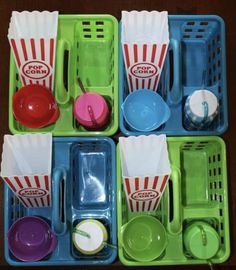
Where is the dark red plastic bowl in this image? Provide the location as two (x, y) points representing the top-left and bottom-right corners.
(13, 84), (60, 128)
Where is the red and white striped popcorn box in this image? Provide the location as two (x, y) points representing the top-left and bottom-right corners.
(8, 11), (58, 90)
(2, 175), (51, 208)
(121, 11), (169, 92)
(0, 134), (52, 208)
(124, 174), (170, 212)
(119, 134), (171, 213)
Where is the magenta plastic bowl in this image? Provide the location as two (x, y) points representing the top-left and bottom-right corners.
(73, 93), (109, 130)
(7, 216), (57, 262)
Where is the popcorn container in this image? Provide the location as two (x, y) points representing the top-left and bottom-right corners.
(119, 135), (171, 212)
(121, 11), (169, 92)
(8, 11), (58, 90)
(0, 134), (52, 208)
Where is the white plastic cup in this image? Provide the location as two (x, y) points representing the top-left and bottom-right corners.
(184, 90), (219, 130)
(72, 219), (108, 255)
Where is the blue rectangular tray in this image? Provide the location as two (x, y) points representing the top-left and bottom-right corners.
(4, 137), (117, 266)
(119, 15), (228, 136)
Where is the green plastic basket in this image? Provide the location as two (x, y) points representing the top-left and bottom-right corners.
(117, 136), (230, 266)
(9, 15), (118, 136)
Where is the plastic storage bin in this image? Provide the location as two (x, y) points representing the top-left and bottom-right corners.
(4, 137), (117, 266)
(119, 15), (228, 136)
(9, 15), (118, 136)
(117, 136), (230, 266)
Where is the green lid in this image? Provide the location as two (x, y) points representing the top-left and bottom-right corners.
(184, 222), (220, 260)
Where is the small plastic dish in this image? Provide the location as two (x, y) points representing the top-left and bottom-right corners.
(121, 215), (167, 262)
(73, 93), (109, 130)
(7, 216), (57, 262)
(121, 89), (170, 132)
(12, 84), (60, 128)
(72, 219), (108, 255)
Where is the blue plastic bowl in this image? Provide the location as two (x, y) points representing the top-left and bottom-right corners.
(121, 89), (170, 132)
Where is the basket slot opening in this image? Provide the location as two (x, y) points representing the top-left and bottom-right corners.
(219, 195), (223, 202)
(96, 21), (104, 25)
(11, 211), (14, 220)
(84, 35), (91, 38)
(183, 35), (190, 39)
(219, 208), (223, 216)
(96, 28), (103, 32)
(220, 222), (224, 230)
(169, 49), (174, 91)
(168, 180), (174, 222)
(63, 50), (69, 92)
(184, 29), (192, 32)
(219, 181), (222, 189)
(221, 236), (224, 244)
(198, 29), (205, 32)
(11, 197), (14, 206)
(195, 35), (203, 38)
(82, 21), (90, 25)
(83, 28), (91, 32)
(187, 21), (195, 25)
(97, 35), (104, 38)
(200, 21), (209, 25)
(59, 178), (65, 223)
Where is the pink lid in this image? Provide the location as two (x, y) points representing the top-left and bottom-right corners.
(74, 93), (109, 129)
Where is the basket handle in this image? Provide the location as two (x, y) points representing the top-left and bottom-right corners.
(168, 39), (182, 105)
(55, 39), (71, 105)
(167, 166), (182, 235)
(52, 167), (67, 236)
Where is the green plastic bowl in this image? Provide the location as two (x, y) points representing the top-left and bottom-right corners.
(121, 215), (167, 262)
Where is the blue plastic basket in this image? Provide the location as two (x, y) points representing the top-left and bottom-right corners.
(119, 15), (228, 136)
(4, 137), (117, 266)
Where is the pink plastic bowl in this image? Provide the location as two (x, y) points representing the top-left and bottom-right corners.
(73, 93), (109, 130)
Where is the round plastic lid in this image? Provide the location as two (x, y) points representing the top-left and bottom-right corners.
(74, 93), (109, 126)
(186, 224), (220, 259)
(72, 220), (108, 255)
(189, 90), (218, 118)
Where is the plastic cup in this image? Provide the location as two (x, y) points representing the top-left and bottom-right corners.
(73, 93), (109, 130)
(183, 221), (220, 260)
(121, 215), (167, 262)
(7, 216), (57, 262)
(72, 219), (108, 255)
(121, 89), (170, 132)
(12, 84), (60, 128)
(184, 89), (219, 130)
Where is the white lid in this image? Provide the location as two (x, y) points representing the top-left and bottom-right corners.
(73, 221), (105, 252)
(189, 90), (218, 118)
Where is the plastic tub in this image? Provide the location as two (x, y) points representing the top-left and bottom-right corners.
(117, 136), (230, 266)
(4, 137), (117, 266)
(119, 15), (228, 136)
(9, 15), (118, 136)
